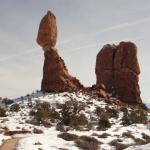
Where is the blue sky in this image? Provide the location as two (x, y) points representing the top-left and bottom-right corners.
(0, 0), (150, 103)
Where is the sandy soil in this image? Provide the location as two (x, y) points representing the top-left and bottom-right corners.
(0, 137), (21, 150)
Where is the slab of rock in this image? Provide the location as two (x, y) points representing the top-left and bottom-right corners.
(37, 10), (57, 51)
(96, 41), (142, 104)
(41, 48), (83, 92)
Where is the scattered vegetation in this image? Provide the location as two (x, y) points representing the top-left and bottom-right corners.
(2, 98), (14, 105)
(29, 101), (60, 126)
(75, 136), (100, 150)
(33, 128), (43, 134)
(122, 131), (134, 139)
(58, 132), (79, 141)
(97, 111), (111, 130)
(121, 109), (148, 125)
(142, 133), (150, 143)
(110, 139), (129, 150)
(0, 107), (6, 117)
(105, 106), (119, 118)
(98, 133), (111, 138)
(58, 100), (88, 128)
(10, 103), (20, 112)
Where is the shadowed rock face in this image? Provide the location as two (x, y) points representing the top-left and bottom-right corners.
(96, 41), (142, 104)
(37, 11), (84, 92)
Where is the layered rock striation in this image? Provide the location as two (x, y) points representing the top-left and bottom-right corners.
(96, 41), (142, 104)
(37, 10), (83, 92)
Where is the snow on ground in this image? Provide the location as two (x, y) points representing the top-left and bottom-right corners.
(17, 127), (79, 150)
(0, 91), (150, 150)
(0, 134), (10, 145)
(125, 143), (150, 150)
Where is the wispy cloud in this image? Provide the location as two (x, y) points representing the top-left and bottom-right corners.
(0, 48), (40, 63)
(94, 16), (150, 35)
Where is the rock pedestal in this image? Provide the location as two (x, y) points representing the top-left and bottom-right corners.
(37, 10), (84, 92)
(41, 48), (83, 92)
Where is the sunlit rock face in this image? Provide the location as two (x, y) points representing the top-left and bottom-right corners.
(37, 10), (57, 51)
(96, 41), (142, 105)
(37, 11), (84, 92)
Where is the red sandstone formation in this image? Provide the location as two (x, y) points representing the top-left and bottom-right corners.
(37, 10), (57, 51)
(96, 41), (142, 104)
(41, 48), (83, 92)
(37, 10), (83, 92)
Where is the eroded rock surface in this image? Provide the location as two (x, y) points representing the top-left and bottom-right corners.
(37, 11), (84, 92)
(37, 10), (57, 51)
(96, 41), (142, 104)
(41, 48), (83, 92)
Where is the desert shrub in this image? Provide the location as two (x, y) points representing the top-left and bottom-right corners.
(59, 100), (87, 127)
(10, 103), (20, 112)
(142, 133), (150, 143)
(33, 128), (43, 134)
(27, 99), (33, 108)
(122, 132), (135, 139)
(134, 138), (146, 145)
(121, 115), (132, 126)
(30, 102), (60, 126)
(75, 136), (100, 150)
(121, 109), (148, 125)
(56, 124), (70, 132)
(58, 132), (79, 141)
(105, 106), (119, 118)
(97, 113), (111, 130)
(130, 110), (147, 124)
(98, 133), (111, 138)
(95, 107), (104, 117)
(0, 107), (6, 117)
(2, 98), (14, 105)
(120, 107), (128, 115)
(110, 140), (129, 150)
(70, 114), (88, 127)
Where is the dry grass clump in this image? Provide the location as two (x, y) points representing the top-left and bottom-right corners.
(110, 139), (129, 150)
(142, 133), (150, 143)
(58, 132), (79, 141)
(0, 107), (6, 117)
(75, 136), (101, 150)
(121, 109), (148, 126)
(10, 103), (20, 112)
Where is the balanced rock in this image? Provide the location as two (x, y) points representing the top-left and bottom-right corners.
(37, 10), (57, 51)
(96, 41), (142, 104)
(37, 11), (84, 92)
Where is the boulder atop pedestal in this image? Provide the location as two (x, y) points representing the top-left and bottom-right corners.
(37, 10), (57, 51)
(96, 41), (142, 105)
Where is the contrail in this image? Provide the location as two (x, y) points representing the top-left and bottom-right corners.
(94, 16), (150, 35)
(0, 16), (149, 62)
(0, 40), (71, 63)
(68, 37), (143, 53)
(0, 48), (40, 63)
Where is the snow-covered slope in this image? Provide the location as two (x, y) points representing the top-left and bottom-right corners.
(0, 91), (150, 150)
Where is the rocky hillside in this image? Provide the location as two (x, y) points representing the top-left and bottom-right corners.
(0, 91), (150, 150)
